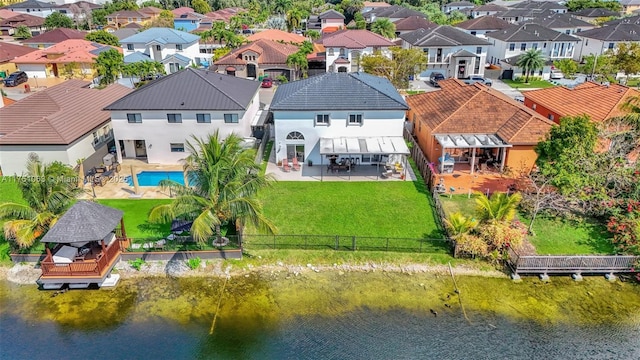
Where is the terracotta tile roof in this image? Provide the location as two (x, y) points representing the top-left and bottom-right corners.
(205, 7), (244, 22)
(12, 39), (120, 64)
(214, 39), (299, 66)
(2, 96), (16, 106)
(524, 82), (640, 122)
(0, 9), (19, 19)
(172, 7), (194, 16)
(0, 41), (37, 63)
(408, 79), (553, 145)
(322, 29), (394, 49)
(393, 15), (436, 31)
(139, 6), (162, 15)
(0, 13), (45, 28)
(106, 10), (150, 20)
(247, 29), (306, 44)
(0, 81), (132, 145)
(22, 28), (88, 44)
(363, 1), (391, 7)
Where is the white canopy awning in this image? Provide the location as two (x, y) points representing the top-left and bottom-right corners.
(434, 134), (511, 149)
(320, 137), (410, 155)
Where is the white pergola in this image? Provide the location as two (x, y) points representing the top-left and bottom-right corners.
(434, 134), (512, 174)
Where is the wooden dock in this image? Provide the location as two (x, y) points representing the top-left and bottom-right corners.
(507, 248), (639, 275)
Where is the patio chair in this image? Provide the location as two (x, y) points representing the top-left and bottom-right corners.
(292, 157), (301, 171)
(283, 161), (291, 172)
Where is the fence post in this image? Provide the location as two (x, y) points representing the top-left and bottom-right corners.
(420, 239), (423, 253)
(334, 236), (340, 250)
(352, 236), (356, 251)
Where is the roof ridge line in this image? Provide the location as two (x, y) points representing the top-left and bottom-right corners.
(190, 68), (245, 108)
(432, 81), (480, 132)
(350, 73), (407, 108)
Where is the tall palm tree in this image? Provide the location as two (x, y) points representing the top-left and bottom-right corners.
(371, 18), (396, 39)
(0, 159), (80, 248)
(287, 51), (309, 79)
(273, 0), (292, 15)
(286, 8), (303, 32)
(516, 49), (545, 83)
(475, 192), (522, 223)
(149, 131), (276, 246)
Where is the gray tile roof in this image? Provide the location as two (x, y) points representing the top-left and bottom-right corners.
(41, 201), (123, 244)
(270, 72), (408, 111)
(496, 8), (556, 19)
(104, 68), (260, 111)
(3, 0), (55, 9)
(524, 13), (593, 29)
(400, 25), (491, 46)
(605, 15), (640, 26)
(572, 7), (619, 18)
(509, 0), (567, 11)
(318, 9), (345, 19)
(576, 23), (640, 41)
(486, 23), (579, 42)
(455, 15), (511, 31)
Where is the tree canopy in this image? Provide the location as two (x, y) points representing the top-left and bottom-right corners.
(95, 49), (124, 85)
(516, 49), (545, 83)
(361, 46), (426, 89)
(565, 0), (621, 12)
(192, 0), (212, 14)
(14, 25), (32, 39)
(371, 18), (396, 39)
(86, 30), (120, 46)
(44, 12), (75, 29)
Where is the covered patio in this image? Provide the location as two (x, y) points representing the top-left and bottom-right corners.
(434, 133), (512, 175)
(319, 136), (411, 181)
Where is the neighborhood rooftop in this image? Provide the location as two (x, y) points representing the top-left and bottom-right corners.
(576, 23), (640, 41)
(119, 27), (200, 44)
(485, 23), (579, 42)
(270, 72), (408, 111)
(400, 26), (491, 46)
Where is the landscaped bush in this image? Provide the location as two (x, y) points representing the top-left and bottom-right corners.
(187, 257), (201, 270)
(128, 258), (146, 271)
(606, 200), (640, 255)
(513, 76), (543, 83)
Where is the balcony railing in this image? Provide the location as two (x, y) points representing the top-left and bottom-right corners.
(40, 239), (122, 278)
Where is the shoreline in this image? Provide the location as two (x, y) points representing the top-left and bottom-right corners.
(0, 260), (508, 285)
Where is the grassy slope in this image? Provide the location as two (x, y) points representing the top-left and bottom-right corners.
(258, 181), (442, 239)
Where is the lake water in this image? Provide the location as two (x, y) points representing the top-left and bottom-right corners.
(1, 272), (639, 359)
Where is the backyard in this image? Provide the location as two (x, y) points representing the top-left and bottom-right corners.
(439, 194), (615, 255)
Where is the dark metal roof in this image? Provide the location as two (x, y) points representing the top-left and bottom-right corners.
(572, 7), (619, 18)
(104, 68), (260, 111)
(524, 13), (593, 29)
(270, 72), (408, 111)
(41, 201), (123, 244)
(318, 9), (345, 19)
(486, 23), (579, 42)
(604, 14), (640, 26)
(400, 26), (491, 46)
(576, 23), (640, 41)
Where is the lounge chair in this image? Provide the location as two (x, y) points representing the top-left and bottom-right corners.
(292, 157), (301, 171)
(283, 161), (291, 172)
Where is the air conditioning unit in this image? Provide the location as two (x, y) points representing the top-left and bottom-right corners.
(103, 153), (115, 167)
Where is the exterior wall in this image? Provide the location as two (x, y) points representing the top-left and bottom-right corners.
(575, 37), (618, 60)
(471, 10), (501, 18)
(325, 46), (390, 72)
(16, 63), (46, 78)
(0, 62), (18, 77)
(122, 41), (202, 71)
(523, 98), (561, 123)
(504, 145), (538, 174)
(442, 5), (474, 13)
(488, 38), (577, 64)
(6, 8), (56, 18)
(110, 91), (258, 164)
(273, 109), (406, 164)
(551, 25), (594, 35)
(321, 18), (344, 30)
(622, 4), (640, 14)
(459, 28), (496, 36)
(406, 43), (488, 78)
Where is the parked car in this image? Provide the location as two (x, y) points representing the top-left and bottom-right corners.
(261, 78), (273, 88)
(462, 75), (492, 87)
(3, 71), (28, 87)
(429, 72), (445, 87)
(550, 70), (563, 79)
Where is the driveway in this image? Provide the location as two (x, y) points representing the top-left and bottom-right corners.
(259, 87), (275, 109)
(490, 79), (525, 100)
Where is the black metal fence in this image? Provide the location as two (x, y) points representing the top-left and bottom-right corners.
(124, 235), (241, 252)
(242, 234), (450, 254)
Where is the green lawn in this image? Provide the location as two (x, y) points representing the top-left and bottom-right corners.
(255, 181), (442, 239)
(439, 195), (615, 255)
(97, 199), (173, 240)
(260, 140), (273, 175)
(502, 79), (556, 89)
(0, 178), (25, 204)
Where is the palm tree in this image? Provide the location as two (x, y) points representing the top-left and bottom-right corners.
(444, 212), (478, 237)
(286, 8), (303, 32)
(371, 18), (396, 39)
(287, 51), (309, 79)
(0, 159), (80, 248)
(306, 29), (321, 40)
(475, 192), (522, 223)
(273, 0), (292, 15)
(516, 49), (545, 83)
(149, 131), (276, 246)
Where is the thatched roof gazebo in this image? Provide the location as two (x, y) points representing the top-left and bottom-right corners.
(42, 201), (124, 245)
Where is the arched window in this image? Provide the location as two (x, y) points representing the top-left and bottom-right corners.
(286, 131), (305, 140)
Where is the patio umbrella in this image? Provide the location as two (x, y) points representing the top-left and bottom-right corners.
(77, 161), (84, 188)
(131, 165), (139, 195)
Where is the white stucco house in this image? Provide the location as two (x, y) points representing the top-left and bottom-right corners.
(105, 68), (260, 164)
(270, 72), (410, 168)
(2, 0), (58, 18)
(321, 29), (395, 73)
(120, 27), (205, 74)
(399, 25), (491, 79)
(574, 23), (640, 61)
(0, 80), (131, 176)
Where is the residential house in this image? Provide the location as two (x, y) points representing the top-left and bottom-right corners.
(0, 80), (131, 176)
(173, 12), (207, 32)
(172, 7), (194, 17)
(105, 10), (151, 29)
(246, 29), (306, 44)
(0, 0), (58, 18)
(0, 9), (20, 20)
(12, 39), (119, 79)
(361, 1), (391, 13)
(270, 72), (410, 169)
(213, 39), (299, 80)
(509, 0), (567, 14)
(306, 9), (345, 33)
(485, 23), (579, 76)
(526, 13), (595, 35)
(455, 15), (511, 36)
(22, 28), (87, 48)
(495, 8), (556, 23)
(138, 6), (162, 20)
(399, 26), (491, 79)
(620, 0), (640, 15)
(575, 23), (640, 60)
(204, 7), (244, 22)
(0, 13), (45, 36)
(572, 8), (620, 23)
(104, 68), (260, 164)
(321, 29), (395, 73)
(56, 1), (101, 21)
(406, 79), (554, 175)
(111, 28), (138, 40)
(604, 14), (640, 26)
(0, 41), (36, 78)
(120, 27), (203, 74)
(364, 5), (426, 23)
(442, 1), (475, 14)
(523, 81), (640, 123)
(470, 3), (508, 18)
(393, 15), (437, 36)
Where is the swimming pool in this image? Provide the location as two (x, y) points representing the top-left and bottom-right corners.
(126, 171), (185, 186)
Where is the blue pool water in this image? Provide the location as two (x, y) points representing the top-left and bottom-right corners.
(126, 171), (185, 186)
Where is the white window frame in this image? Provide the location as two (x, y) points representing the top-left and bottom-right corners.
(315, 114), (330, 126)
(170, 143), (185, 152)
(348, 113), (363, 126)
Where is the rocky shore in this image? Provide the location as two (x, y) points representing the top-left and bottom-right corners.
(0, 260), (507, 285)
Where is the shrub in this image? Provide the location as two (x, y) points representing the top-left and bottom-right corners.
(187, 257), (201, 270)
(128, 258), (146, 271)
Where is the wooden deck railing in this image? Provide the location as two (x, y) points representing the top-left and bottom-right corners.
(507, 247), (639, 274)
(41, 240), (122, 278)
